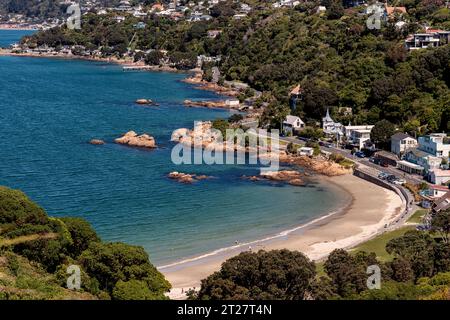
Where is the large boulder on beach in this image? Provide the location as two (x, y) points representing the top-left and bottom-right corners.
(115, 131), (156, 149)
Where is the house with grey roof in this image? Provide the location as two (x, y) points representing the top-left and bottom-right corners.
(432, 191), (450, 213)
(283, 115), (305, 136)
(391, 132), (417, 156)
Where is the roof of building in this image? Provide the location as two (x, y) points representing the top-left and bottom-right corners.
(385, 5), (407, 16)
(425, 29), (450, 34)
(430, 184), (450, 191)
(391, 132), (415, 141)
(433, 191), (450, 212)
(375, 150), (400, 160)
(406, 148), (431, 158)
(290, 84), (303, 95)
(152, 3), (164, 9)
(397, 160), (424, 170)
(344, 125), (374, 130)
(430, 169), (450, 177)
(323, 108), (333, 122)
(284, 115), (304, 125)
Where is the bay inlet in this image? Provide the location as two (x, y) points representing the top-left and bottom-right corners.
(0, 30), (350, 266)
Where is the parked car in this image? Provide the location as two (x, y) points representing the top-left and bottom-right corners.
(378, 172), (389, 180)
(386, 175), (397, 182)
(393, 179), (406, 185)
(355, 151), (365, 158)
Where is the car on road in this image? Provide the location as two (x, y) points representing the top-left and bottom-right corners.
(393, 179), (406, 185)
(386, 175), (397, 182)
(355, 151), (365, 158)
(378, 172), (389, 179)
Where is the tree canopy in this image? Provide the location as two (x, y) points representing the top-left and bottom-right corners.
(197, 249), (316, 300)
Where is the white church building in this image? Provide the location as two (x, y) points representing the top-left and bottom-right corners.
(322, 108), (343, 136)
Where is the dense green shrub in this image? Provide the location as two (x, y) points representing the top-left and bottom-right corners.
(0, 187), (48, 226)
(79, 242), (171, 298)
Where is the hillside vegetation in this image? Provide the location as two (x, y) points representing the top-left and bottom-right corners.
(0, 186), (170, 300)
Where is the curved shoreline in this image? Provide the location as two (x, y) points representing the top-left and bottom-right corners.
(158, 192), (353, 270)
(162, 174), (404, 299)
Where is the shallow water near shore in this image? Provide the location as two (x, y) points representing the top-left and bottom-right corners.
(0, 30), (349, 265)
(0, 29), (34, 47)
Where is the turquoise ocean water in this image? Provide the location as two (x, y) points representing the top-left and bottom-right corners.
(0, 30), (349, 265)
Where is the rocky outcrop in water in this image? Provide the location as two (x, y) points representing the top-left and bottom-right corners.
(168, 172), (211, 184)
(184, 99), (228, 109)
(90, 139), (105, 145)
(115, 131), (156, 149)
(135, 99), (159, 106)
(183, 73), (239, 96)
(243, 170), (304, 186)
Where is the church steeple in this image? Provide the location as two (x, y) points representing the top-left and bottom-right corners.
(323, 108), (333, 123)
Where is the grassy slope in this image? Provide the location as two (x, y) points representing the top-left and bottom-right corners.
(349, 209), (427, 261)
(407, 209), (428, 224)
(316, 210), (427, 275)
(0, 252), (97, 300)
(350, 226), (415, 262)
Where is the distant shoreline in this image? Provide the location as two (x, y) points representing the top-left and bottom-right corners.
(0, 27), (38, 31)
(0, 48), (240, 99)
(0, 48), (182, 71)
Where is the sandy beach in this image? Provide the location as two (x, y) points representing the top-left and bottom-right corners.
(160, 173), (404, 299)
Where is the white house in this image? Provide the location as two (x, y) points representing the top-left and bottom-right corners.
(283, 115), (305, 136)
(114, 16), (126, 23)
(421, 185), (450, 199)
(225, 99), (240, 108)
(391, 132), (418, 156)
(429, 169), (450, 185)
(349, 129), (372, 150)
(115, 0), (133, 12)
(316, 6), (326, 14)
(405, 29), (450, 51)
(343, 125), (374, 150)
(418, 133), (450, 158)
